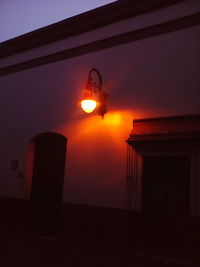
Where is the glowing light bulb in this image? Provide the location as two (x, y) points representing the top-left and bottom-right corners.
(81, 99), (97, 113)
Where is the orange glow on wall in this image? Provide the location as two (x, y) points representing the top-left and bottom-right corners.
(54, 109), (141, 207)
(81, 99), (97, 113)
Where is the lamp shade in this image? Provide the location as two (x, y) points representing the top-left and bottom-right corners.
(81, 99), (97, 113)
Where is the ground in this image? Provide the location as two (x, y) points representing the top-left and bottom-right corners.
(1, 232), (199, 267)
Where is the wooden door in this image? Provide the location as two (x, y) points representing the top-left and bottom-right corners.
(142, 156), (190, 243)
(30, 133), (67, 236)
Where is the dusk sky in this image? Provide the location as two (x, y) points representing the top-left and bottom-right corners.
(0, 0), (117, 42)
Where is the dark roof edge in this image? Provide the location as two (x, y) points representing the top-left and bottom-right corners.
(0, 0), (183, 58)
(133, 113), (200, 123)
(127, 114), (200, 142)
(1, 11), (199, 76)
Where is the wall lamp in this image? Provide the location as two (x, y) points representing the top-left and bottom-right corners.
(80, 68), (108, 119)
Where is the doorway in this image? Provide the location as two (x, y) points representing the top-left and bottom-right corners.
(30, 132), (67, 236)
(142, 156), (190, 243)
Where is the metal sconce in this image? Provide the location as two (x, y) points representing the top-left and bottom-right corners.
(80, 68), (108, 119)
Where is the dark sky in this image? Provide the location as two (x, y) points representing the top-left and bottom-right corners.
(0, 0), (117, 42)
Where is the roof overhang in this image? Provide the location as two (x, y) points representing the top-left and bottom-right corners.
(127, 114), (200, 142)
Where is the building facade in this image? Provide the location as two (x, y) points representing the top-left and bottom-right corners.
(0, 0), (200, 247)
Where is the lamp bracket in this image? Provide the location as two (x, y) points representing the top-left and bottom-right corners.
(87, 68), (102, 94)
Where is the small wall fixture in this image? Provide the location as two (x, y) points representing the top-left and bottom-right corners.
(11, 160), (19, 171)
(80, 68), (108, 119)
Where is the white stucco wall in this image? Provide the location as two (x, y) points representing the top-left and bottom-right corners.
(0, 4), (200, 208)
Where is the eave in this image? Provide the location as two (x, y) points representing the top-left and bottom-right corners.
(0, 0), (183, 58)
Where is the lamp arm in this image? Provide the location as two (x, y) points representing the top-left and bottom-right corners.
(88, 68), (102, 92)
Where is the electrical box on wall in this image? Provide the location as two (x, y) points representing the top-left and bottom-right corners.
(11, 160), (19, 171)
